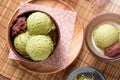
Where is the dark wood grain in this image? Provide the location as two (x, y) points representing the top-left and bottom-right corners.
(0, 74), (10, 80)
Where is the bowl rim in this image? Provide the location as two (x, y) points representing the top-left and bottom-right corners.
(67, 67), (105, 80)
(7, 10), (61, 63)
(84, 13), (120, 62)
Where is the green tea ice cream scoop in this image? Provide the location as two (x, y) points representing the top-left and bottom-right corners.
(93, 24), (119, 49)
(26, 35), (54, 61)
(14, 32), (31, 58)
(27, 12), (55, 35)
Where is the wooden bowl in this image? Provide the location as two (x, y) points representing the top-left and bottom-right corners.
(8, 10), (60, 62)
(7, 0), (84, 74)
(85, 13), (120, 61)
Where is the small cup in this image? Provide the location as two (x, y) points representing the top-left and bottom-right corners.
(67, 67), (105, 80)
(85, 13), (120, 61)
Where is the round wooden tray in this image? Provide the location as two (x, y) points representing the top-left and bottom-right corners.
(8, 0), (84, 74)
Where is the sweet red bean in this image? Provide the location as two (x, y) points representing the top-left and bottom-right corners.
(104, 42), (120, 57)
(12, 17), (27, 37)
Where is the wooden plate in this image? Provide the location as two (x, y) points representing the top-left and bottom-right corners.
(8, 0), (84, 74)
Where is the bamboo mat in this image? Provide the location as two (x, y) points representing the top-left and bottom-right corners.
(0, 0), (120, 80)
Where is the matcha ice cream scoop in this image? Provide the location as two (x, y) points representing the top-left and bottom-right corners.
(14, 31), (31, 58)
(26, 35), (54, 61)
(27, 12), (55, 35)
(93, 24), (119, 49)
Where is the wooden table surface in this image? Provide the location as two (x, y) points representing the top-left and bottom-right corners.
(0, 0), (120, 80)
